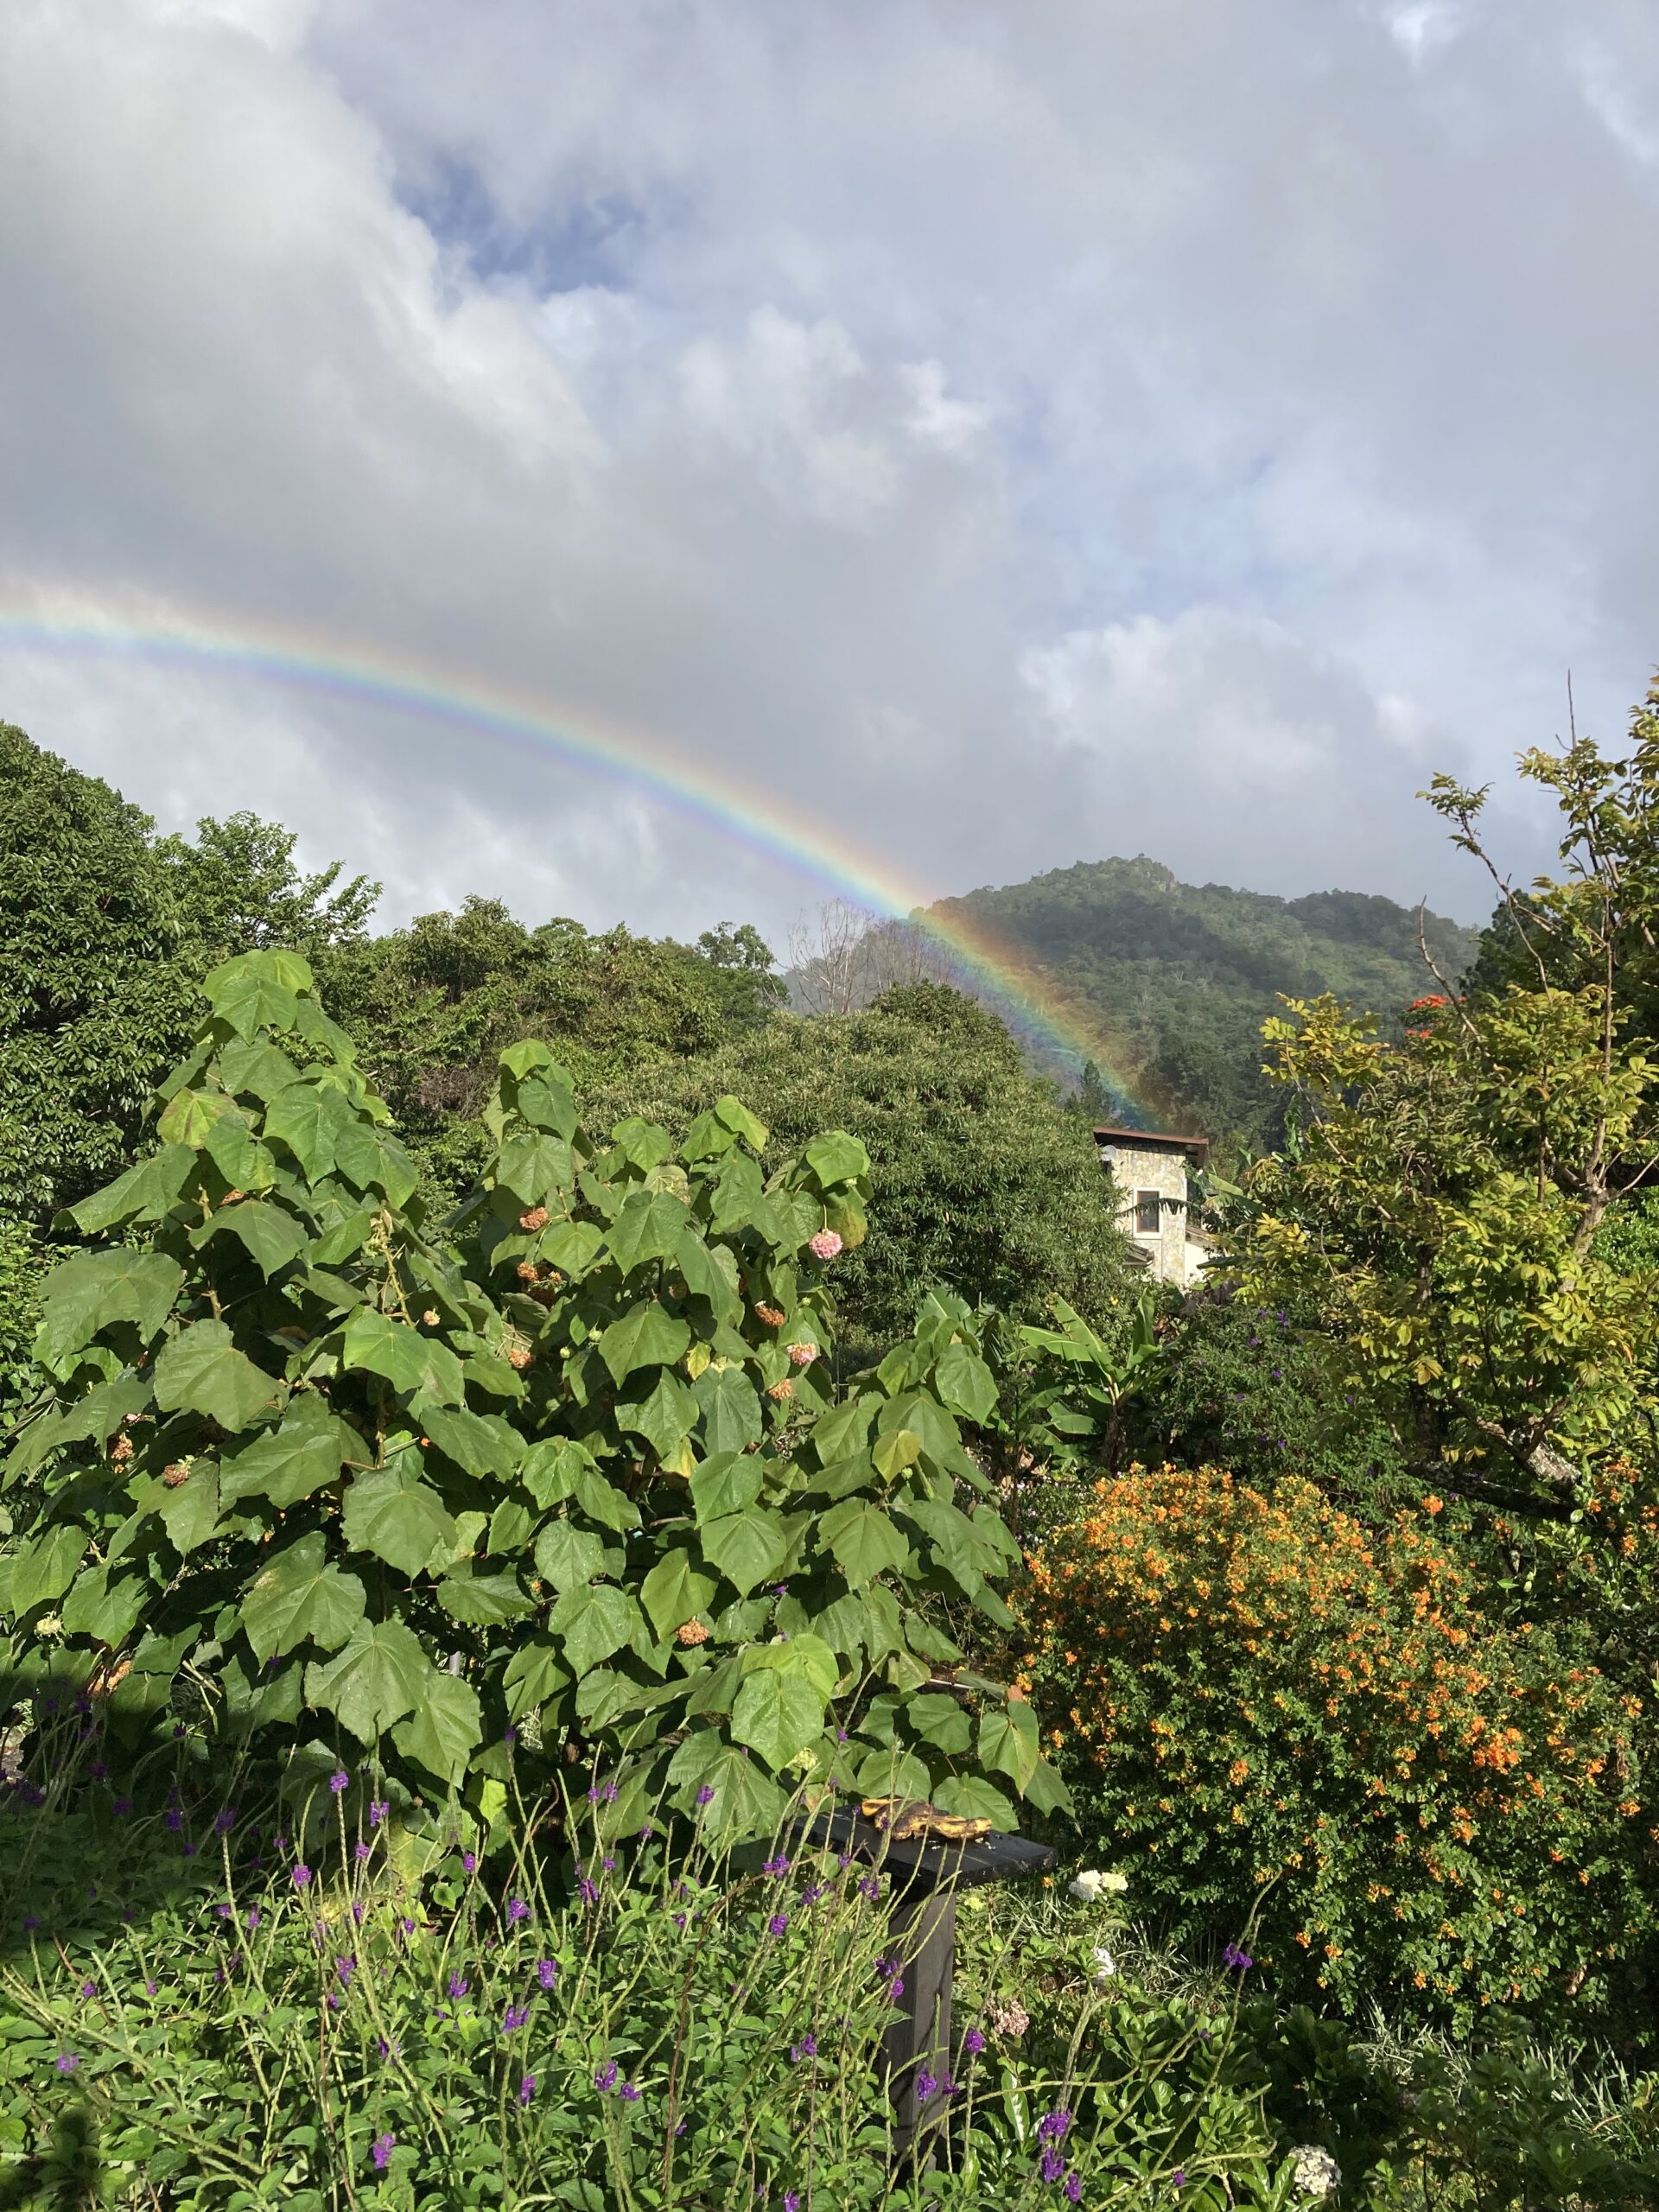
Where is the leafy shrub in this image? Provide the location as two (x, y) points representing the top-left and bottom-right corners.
(0, 951), (1058, 1846)
(1014, 1468), (1655, 2035)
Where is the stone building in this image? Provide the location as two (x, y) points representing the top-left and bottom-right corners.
(1094, 1123), (1210, 1287)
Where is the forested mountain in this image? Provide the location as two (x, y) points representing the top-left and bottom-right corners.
(931, 855), (1483, 1151)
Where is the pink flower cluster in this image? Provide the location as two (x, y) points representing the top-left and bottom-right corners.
(808, 1230), (842, 1261)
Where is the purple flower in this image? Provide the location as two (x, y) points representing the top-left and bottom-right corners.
(762, 1855), (790, 1878)
(696, 1785), (715, 1806)
(963, 2027), (986, 2057)
(595, 2061), (618, 2092)
(292, 1865), (312, 1889)
(370, 1799), (390, 1827)
(181, 1843), (197, 1859)
(503, 2004), (529, 2033)
(603, 1781), (618, 1802)
(89, 1760), (108, 1782)
(673, 1913), (687, 1930)
(462, 1852), (477, 1874)
(1065, 2176), (1082, 2204)
(371, 2132), (394, 2171)
(916, 2071), (938, 2102)
(790, 2034), (817, 2062)
(1173, 2171), (1186, 2192)
(767, 1913), (789, 1939)
(335, 1957), (356, 1984)
(601, 1855), (616, 1872)
(352, 1901), (365, 1925)
(447, 1971), (467, 1999)
(537, 1959), (559, 1989)
(399, 1916), (417, 1937)
(1037, 2110), (1072, 2143)
(111, 1797), (131, 1817)
(802, 1884), (824, 1907)
(858, 1878), (879, 1902)
(1222, 1942), (1253, 1972)
(214, 1904), (232, 1922)
(506, 1897), (529, 1923)
(504, 1725), (518, 1745)
(214, 1807), (236, 1833)
(579, 1878), (599, 1905)
(329, 1771), (349, 1796)
(638, 1824), (655, 1842)
(518, 2073), (537, 2107)
(79, 1978), (97, 1996)
(22, 1916), (38, 1932)
(785, 2195), (801, 2212)
(587, 1785), (601, 1803)
(1041, 2148), (1065, 2185)
(55, 2054), (79, 2075)
(620, 2082), (641, 2101)
(165, 1810), (181, 1833)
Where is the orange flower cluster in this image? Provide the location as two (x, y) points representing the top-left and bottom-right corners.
(1014, 1467), (1650, 2031)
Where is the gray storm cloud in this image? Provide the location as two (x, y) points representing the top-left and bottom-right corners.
(2, 0), (1653, 937)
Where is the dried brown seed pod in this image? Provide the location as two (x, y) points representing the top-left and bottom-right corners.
(519, 1205), (550, 1233)
(766, 1378), (794, 1402)
(162, 1462), (190, 1489)
(219, 1187), (245, 1206)
(754, 1302), (785, 1328)
(110, 1432), (133, 1467)
(506, 1345), (532, 1371)
(422, 1308), (441, 1326)
(515, 1260), (540, 1281)
(676, 1618), (710, 1647)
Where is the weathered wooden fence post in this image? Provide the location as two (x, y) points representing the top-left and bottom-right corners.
(801, 1802), (1058, 2160)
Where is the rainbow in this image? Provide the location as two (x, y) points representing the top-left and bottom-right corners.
(0, 594), (1154, 1121)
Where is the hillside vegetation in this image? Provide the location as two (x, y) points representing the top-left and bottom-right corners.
(933, 855), (1482, 1149)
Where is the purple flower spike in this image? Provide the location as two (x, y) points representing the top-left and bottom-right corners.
(620, 2082), (641, 2101)
(1173, 2171), (1186, 2192)
(447, 1971), (467, 1999)
(695, 1785), (715, 1806)
(214, 1807), (236, 1833)
(55, 2054), (79, 2075)
(354, 1841), (371, 1862)
(1065, 2176), (1082, 2204)
(578, 1878), (599, 1904)
(246, 1910), (261, 1930)
(767, 1913), (789, 1939)
(292, 1865), (312, 1889)
(79, 1979), (97, 1996)
(917, 2071), (938, 2102)
(112, 1797), (131, 1817)
(506, 1897), (529, 1923)
(963, 2027), (986, 2056)
(785, 2196), (802, 2212)
(503, 2003), (529, 2033)
(335, 1956), (356, 1984)
(1037, 2110), (1072, 2143)
(371, 2131), (394, 2171)
(638, 1823), (654, 1842)
(518, 2072), (537, 2107)
(165, 1810), (181, 1833)
(602, 1781), (618, 1802)
(762, 1855), (790, 1878)
(1041, 2147), (1066, 2185)
(1222, 1942), (1254, 1972)
(789, 2034), (817, 2063)
(329, 1771), (349, 1796)
(595, 2061), (618, 2092)
(536, 1959), (559, 1989)
(370, 1799), (390, 1827)
(462, 1852), (477, 1874)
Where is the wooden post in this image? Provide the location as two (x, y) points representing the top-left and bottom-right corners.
(796, 1802), (1058, 2164)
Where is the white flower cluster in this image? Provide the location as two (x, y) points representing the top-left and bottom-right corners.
(1067, 1868), (1129, 1903)
(1090, 1944), (1116, 1988)
(1290, 2145), (1341, 2196)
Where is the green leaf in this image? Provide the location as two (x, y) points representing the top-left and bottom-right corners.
(811, 1395), (874, 1464)
(37, 1250), (184, 1362)
(640, 1549), (717, 1639)
(341, 1459), (458, 1578)
(521, 1439), (591, 1509)
(341, 1309), (465, 1405)
(577, 1467), (641, 1532)
(263, 1081), (355, 1179)
(60, 1567), (149, 1649)
(699, 1506), (790, 1597)
(19, 1373), (151, 1471)
(668, 1738), (786, 1836)
(417, 1403), (519, 1482)
(516, 1074), (578, 1138)
(241, 1533), (365, 1660)
(486, 1498), (535, 1557)
(437, 1568), (534, 1625)
(3, 1523), (86, 1617)
(391, 1669), (482, 1784)
(68, 1147), (196, 1233)
(550, 1583), (639, 1676)
(819, 1499), (910, 1587)
(872, 1428), (922, 1478)
(694, 1365), (762, 1454)
(672, 1230), (742, 1321)
(311, 1210), (376, 1267)
(690, 1452), (763, 1523)
(681, 1109), (738, 1163)
(504, 1637), (569, 1720)
(597, 1301), (690, 1387)
(202, 1111), (277, 1192)
(977, 1701), (1040, 1794)
(617, 1370), (696, 1461)
(533, 1518), (609, 1592)
(607, 1116), (673, 1172)
(154, 1320), (283, 1432)
(218, 1038), (302, 1102)
(334, 1120), (420, 1208)
(199, 1199), (309, 1278)
(931, 1775), (1019, 1828)
(606, 1190), (691, 1275)
(935, 1343), (999, 1426)
(499, 1039), (556, 1080)
(137, 1461), (222, 1554)
(496, 1132), (575, 1206)
(306, 1617), (432, 1743)
(203, 956), (303, 1039)
(804, 1131), (869, 1187)
(854, 1745), (933, 1801)
(877, 1392), (962, 1466)
(157, 1087), (236, 1147)
(1021, 1755), (1073, 1818)
(714, 1095), (769, 1151)
(905, 1691), (972, 1756)
(220, 1397), (361, 1510)
(744, 1631), (840, 1703)
(731, 1670), (824, 1770)
(542, 1220), (605, 1276)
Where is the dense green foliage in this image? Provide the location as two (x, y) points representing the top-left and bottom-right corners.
(931, 855), (1480, 1152)
(595, 984), (1140, 1351)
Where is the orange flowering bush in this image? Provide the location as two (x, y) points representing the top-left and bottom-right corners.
(1015, 1467), (1655, 2034)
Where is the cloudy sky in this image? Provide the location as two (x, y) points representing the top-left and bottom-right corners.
(3, 0), (1656, 940)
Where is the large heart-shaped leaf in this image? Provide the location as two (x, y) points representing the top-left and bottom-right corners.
(495, 1131), (575, 1206)
(60, 1566), (149, 1649)
(218, 1039), (302, 1102)
(504, 1637), (570, 1719)
(744, 1632), (840, 1704)
(137, 1462), (222, 1555)
(68, 1147), (196, 1234)
(616, 1371), (696, 1462)
(606, 1191), (691, 1276)
(533, 1519), (609, 1592)
(262, 1081), (355, 1179)
(699, 1506), (790, 1597)
(516, 1075), (578, 1138)
(550, 1583), (639, 1676)
(203, 1112), (276, 1194)
(690, 1452), (763, 1524)
(341, 1309), (464, 1405)
(157, 1088), (237, 1148)
(640, 1548), (717, 1639)
(241, 1533), (365, 1660)
(220, 1395), (362, 1510)
(392, 1669), (482, 1784)
(333, 1119), (419, 1207)
(597, 1301), (690, 1387)
(436, 1568), (533, 1625)
(819, 1500), (910, 1587)
(804, 1131), (870, 1188)
(341, 1459), (457, 1578)
(731, 1670), (823, 1770)
(306, 1617), (433, 1742)
(3, 1523), (86, 1618)
(154, 1321), (283, 1433)
(521, 1439), (590, 1509)
(694, 1365), (762, 1454)
(417, 1403), (519, 1482)
(929, 1775), (1019, 1828)
(672, 1229), (742, 1321)
(977, 1700), (1040, 1794)
(666, 1738), (786, 1836)
(934, 1343), (999, 1426)
(198, 1200), (309, 1279)
(38, 1251), (184, 1362)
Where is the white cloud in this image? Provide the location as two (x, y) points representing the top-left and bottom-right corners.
(2, 0), (1655, 948)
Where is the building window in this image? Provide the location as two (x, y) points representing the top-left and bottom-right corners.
(1135, 1189), (1160, 1236)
